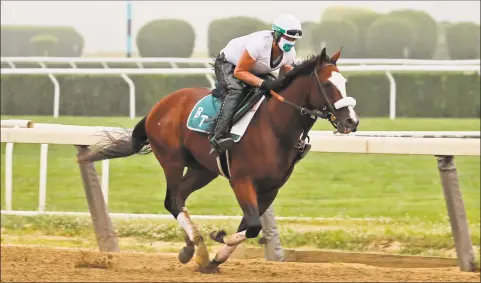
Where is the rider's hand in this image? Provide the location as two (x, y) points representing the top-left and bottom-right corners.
(260, 79), (276, 92)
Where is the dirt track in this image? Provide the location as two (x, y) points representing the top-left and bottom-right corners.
(1, 245), (479, 282)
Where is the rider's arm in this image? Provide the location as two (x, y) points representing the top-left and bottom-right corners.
(280, 64), (294, 73)
(279, 48), (297, 76)
(233, 50), (265, 88)
(278, 64), (293, 79)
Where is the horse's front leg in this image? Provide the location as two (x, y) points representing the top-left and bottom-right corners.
(230, 178), (262, 237)
(210, 177), (262, 245)
(206, 187), (281, 272)
(205, 218), (248, 273)
(178, 232), (195, 264)
(203, 178), (261, 272)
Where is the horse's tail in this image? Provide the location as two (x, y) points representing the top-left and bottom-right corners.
(77, 116), (151, 163)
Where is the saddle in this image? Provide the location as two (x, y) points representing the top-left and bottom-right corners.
(212, 87), (265, 126)
(208, 73), (311, 164)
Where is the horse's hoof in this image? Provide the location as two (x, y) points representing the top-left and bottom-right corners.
(178, 245), (195, 264)
(195, 240), (210, 268)
(209, 230), (226, 244)
(258, 236), (267, 245)
(246, 224), (262, 238)
(199, 262), (220, 274)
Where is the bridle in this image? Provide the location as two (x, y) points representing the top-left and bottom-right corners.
(271, 63), (355, 131)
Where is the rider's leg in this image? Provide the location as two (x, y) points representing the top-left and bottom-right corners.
(210, 55), (245, 153)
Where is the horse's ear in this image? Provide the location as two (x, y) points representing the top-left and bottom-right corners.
(331, 46), (343, 63)
(320, 47), (327, 58)
(319, 47), (327, 63)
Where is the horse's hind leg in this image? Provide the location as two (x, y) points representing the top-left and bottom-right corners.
(149, 143), (212, 270)
(177, 166), (217, 265)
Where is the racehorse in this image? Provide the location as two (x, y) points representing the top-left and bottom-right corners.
(78, 47), (359, 273)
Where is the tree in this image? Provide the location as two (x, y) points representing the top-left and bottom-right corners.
(30, 34), (58, 56)
(311, 20), (358, 58)
(445, 22), (480, 59)
(387, 9), (438, 59)
(136, 19), (196, 58)
(320, 6), (382, 57)
(366, 16), (416, 58)
(207, 16), (270, 57)
(296, 21), (319, 56)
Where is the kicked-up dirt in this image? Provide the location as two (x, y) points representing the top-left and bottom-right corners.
(1, 245), (479, 282)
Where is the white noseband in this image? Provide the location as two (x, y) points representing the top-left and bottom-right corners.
(334, 96), (356, 109)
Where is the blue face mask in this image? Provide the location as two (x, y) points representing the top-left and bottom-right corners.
(279, 37), (295, 52)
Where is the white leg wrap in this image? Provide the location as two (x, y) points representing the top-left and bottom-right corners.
(223, 230), (246, 246)
(214, 244), (239, 263)
(177, 211), (195, 242)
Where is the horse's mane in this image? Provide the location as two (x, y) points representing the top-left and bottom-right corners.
(274, 52), (334, 92)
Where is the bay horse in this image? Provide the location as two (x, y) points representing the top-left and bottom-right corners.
(78, 47), (359, 273)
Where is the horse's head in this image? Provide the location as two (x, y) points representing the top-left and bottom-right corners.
(308, 47), (359, 134)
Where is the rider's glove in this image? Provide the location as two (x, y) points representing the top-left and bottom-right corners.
(260, 79), (276, 93)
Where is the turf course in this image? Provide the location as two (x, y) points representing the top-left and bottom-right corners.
(1, 115), (479, 224)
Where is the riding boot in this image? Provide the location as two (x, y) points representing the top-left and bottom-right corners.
(209, 91), (242, 154)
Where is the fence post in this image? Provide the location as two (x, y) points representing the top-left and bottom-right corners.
(259, 204), (284, 261)
(76, 145), (120, 252)
(436, 155), (476, 272)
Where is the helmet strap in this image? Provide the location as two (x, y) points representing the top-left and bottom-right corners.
(273, 31), (283, 49)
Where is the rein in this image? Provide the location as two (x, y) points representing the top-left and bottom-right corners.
(269, 63), (341, 132)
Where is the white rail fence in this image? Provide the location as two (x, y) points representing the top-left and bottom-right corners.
(0, 119), (479, 271)
(1, 56), (219, 95)
(1, 119), (478, 213)
(2, 64), (480, 120)
(2, 56), (480, 66)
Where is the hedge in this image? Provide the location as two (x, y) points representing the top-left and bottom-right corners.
(0, 25), (84, 57)
(0, 73), (479, 118)
(296, 21), (318, 55)
(321, 6), (376, 22)
(207, 17), (270, 57)
(320, 6), (381, 58)
(347, 72), (480, 118)
(136, 19), (196, 58)
(311, 20), (358, 58)
(445, 22), (481, 60)
(366, 16), (416, 58)
(0, 75), (210, 117)
(30, 34), (59, 56)
(386, 10), (438, 59)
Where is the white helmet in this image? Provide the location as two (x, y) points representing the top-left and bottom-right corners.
(272, 14), (303, 39)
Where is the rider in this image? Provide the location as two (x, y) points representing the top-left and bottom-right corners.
(209, 14), (303, 154)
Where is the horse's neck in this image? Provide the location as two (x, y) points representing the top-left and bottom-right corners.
(266, 76), (311, 147)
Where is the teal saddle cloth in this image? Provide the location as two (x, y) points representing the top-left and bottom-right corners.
(186, 87), (266, 142)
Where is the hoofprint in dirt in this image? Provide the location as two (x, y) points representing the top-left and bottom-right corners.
(1, 245), (479, 282)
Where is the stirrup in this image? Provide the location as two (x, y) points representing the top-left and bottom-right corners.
(209, 134), (234, 155)
(294, 140), (311, 164)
